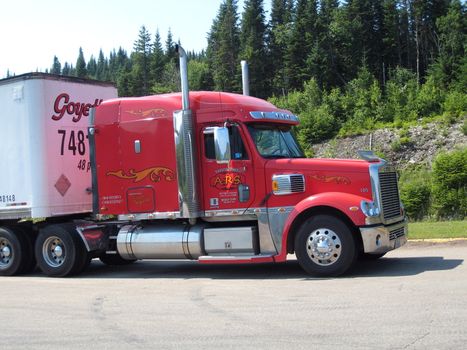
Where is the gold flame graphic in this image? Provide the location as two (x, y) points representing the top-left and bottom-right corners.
(125, 108), (167, 118)
(107, 167), (174, 183)
(310, 175), (351, 185)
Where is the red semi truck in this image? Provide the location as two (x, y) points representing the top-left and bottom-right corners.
(0, 46), (407, 277)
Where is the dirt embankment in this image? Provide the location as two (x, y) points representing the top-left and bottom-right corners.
(311, 121), (466, 168)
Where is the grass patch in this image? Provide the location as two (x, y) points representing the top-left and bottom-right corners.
(408, 220), (467, 240)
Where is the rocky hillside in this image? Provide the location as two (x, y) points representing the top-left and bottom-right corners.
(311, 120), (466, 169)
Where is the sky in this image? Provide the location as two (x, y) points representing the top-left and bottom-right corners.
(1, 0), (269, 78)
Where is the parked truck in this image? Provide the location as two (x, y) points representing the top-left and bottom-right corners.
(0, 47), (407, 277)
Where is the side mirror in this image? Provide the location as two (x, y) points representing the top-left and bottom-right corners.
(214, 127), (231, 164)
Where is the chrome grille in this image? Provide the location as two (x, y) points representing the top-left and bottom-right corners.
(379, 171), (402, 221)
(273, 174), (305, 195)
(389, 226), (405, 240)
(290, 175), (305, 192)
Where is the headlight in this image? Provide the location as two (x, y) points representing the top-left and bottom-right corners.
(361, 200), (380, 217)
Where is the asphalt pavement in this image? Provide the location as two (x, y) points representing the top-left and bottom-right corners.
(2, 240), (467, 349)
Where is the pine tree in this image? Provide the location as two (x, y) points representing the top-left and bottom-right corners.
(345, 0), (385, 82)
(151, 29), (165, 84)
(430, 0), (466, 89)
(51, 56), (61, 75)
(284, 0), (310, 90)
(239, 0), (268, 97)
(207, 0), (241, 92)
(411, 0), (450, 82)
(300, 0), (322, 86)
(132, 25), (152, 95)
(268, 0), (294, 95)
(87, 55), (97, 78)
(165, 29), (177, 65)
(326, 0), (351, 87)
(399, 0), (414, 70)
(381, 0), (401, 77)
(76, 47), (87, 78)
(96, 49), (107, 80)
(62, 62), (71, 76)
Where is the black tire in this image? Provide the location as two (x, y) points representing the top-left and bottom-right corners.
(360, 252), (386, 260)
(35, 224), (87, 277)
(99, 253), (136, 266)
(70, 239), (91, 275)
(294, 215), (358, 277)
(17, 226), (36, 274)
(74, 255), (92, 275)
(0, 226), (31, 276)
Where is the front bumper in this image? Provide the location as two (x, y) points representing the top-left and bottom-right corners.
(360, 219), (408, 254)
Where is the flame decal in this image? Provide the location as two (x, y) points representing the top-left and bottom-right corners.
(107, 167), (174, 183)
(310, 175), (351, 185)
(125, 108), (167, 118)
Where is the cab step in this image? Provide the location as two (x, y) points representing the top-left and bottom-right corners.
(198, 255), (275, 264)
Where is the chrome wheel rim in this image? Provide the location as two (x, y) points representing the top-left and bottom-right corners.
(0, 238), (13, 269)
(306, 228), (342, 266)
(42, 236), (66, 267)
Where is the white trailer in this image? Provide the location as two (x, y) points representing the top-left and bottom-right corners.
(0, 73), (117, 275)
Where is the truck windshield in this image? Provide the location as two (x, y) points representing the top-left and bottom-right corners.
(247, 124), (305, 158)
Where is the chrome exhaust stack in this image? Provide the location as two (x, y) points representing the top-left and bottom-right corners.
(241, 60), (250, 96)
(178, 45), (190, 110)
(174, 45), (201, 222)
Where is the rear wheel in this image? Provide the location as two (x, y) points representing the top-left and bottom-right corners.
(35, 224), (87, 277)
(0, 226), (33, 276)
(294, 215), (358, 277)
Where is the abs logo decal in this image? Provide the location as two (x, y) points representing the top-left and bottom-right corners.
(210, 173), (245, 190)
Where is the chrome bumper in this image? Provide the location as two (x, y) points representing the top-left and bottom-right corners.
(360, 219), (408, 254)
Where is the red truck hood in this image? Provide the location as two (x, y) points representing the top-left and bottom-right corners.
(264, 157), (376, 205)
(265, 157), (373, 173)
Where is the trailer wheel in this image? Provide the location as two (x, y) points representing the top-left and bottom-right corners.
(0, 227), (30, 276)
(294, 215), (357, 277)
(35, 224), (86, 277)
(99, 253), (136, 266)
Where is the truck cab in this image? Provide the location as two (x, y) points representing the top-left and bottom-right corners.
(91, 89), (407, 277)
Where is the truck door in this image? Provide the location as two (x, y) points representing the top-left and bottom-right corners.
(201, 125), (256, 213)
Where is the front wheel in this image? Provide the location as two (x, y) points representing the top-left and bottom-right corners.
(294, 215), (358, 277)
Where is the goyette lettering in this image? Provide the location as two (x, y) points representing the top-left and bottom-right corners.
(51, 93), (103, 122)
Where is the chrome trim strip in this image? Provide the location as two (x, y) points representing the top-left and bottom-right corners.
(257, 212), (277, 254)
(118, 211), (182, 221)
(267, 206), (294, 253)
(249, 111), (299, 122)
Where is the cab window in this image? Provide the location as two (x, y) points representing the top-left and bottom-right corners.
(204, 126), (248, 160)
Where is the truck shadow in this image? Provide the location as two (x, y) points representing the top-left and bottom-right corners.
(75, 255), (463, 280)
